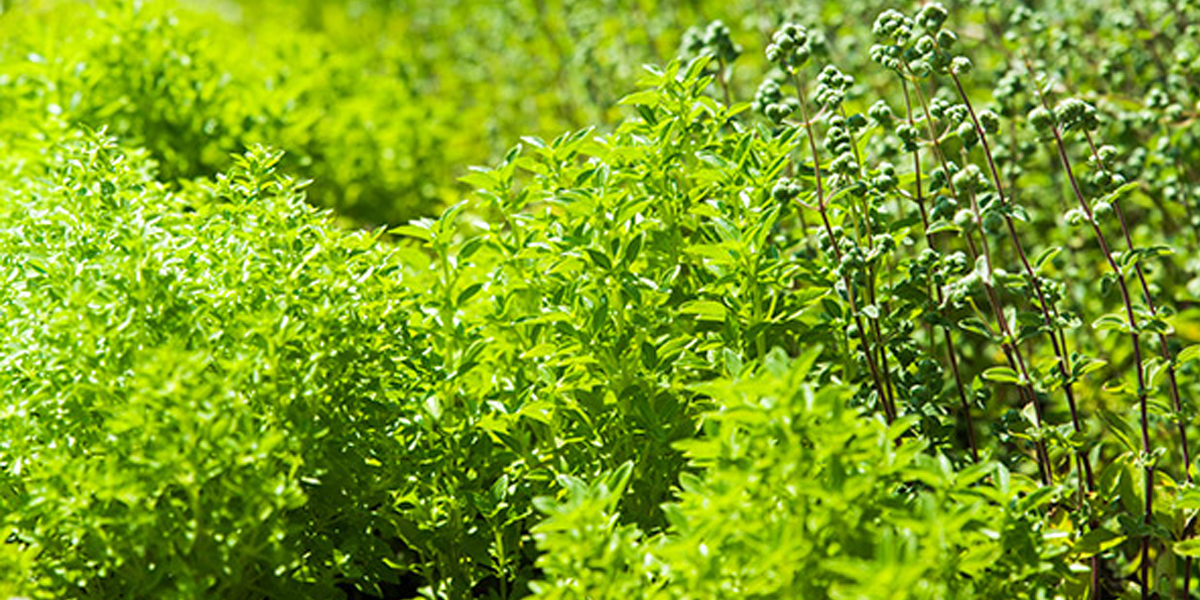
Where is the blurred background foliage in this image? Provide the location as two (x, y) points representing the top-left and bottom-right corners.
(0, 0), (740, 226)
(0, 0), (1002, 226)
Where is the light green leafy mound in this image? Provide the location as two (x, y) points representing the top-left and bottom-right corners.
(0, 134), (422, 597)
(530, 349), (1064, 599)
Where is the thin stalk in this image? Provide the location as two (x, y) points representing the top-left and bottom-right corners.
(715, 57), (733, 107)
(789, 69), (897, 423)
(949, 68), (1104, 597)
(901, 78), (979, 462)
(909, 75), (1052, 484)
(1084, 129), (1192, 482)
(1085, 128), (1196, 598)
(949, 70), (1096, 488)
(838, 107), (900, 426)
(1026, 64), (1155, 600)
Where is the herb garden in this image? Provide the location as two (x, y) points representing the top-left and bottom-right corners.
(2, 0), (1199, 598)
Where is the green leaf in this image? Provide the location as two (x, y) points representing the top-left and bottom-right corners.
(1073, 528), (1126, 557)
(391, 223), (432, 242)
(679, 300), (728, 321)
(1177, 488), (1200, 510)
(958, 317), (993, 340)
(618, 89), (662, 107)
(1175, 539), (1200, 558)
(982, 366), (1021, 384)
(1092, 313), (1129, 333)
(1178, 345), (1200, 365)
(584, 248), (613, 271)
(1032, 246), (1062, 272)
(1072, 356), (1107, 379)
(619, 234), (644, 268)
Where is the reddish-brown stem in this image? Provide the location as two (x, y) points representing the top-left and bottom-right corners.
(790, 69), (896, 423)
(1090, 114), (1193, 600)
(1026, 64), (1154, 600)
(1083, 129), (1192, 488)
(901, 78), (980, 462)
(909, 76), (1051, 484)
(949, 71), (1097, 489)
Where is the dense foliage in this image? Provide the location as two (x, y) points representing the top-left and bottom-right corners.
(2, 0), (1200, 598)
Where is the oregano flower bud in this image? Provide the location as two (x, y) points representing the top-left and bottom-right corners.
(979, 110), (1001, 134)
(952, 164), (985, 194)
(869, 100), (894, 125)
(957, 121), (978, 146)
(1029, 106), (1055, 132)
(1065, 207), (1088, 226)
(931, 196), (956, 221)
(916, 36), (937, 56)
(1090, 170), (1112, 188)
(1097, 145), (1119, 164)
(917, 2), (949, 30)
(1055, 98), (1099, 131)
(982, 210), (1003, 234)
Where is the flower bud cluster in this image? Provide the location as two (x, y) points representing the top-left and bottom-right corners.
(753, 79), (799, 123)
(765, 23), (811, 68)
(814, 65), (853, 109)
(682, 20), (741, 64)
(1054, 98), (1100, 132)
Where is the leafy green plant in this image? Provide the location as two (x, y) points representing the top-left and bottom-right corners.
(530, 349), (1073, 598)
(2, 0), (1200, 598)
(0, 134), (425, 598)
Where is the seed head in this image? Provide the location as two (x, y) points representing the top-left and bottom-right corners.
(767, 23), (812, 68)
(957, 121), (978, 147)
(869, 43), (904, 71)
(701, 20), (741, 64)
(944, 251), (969, 274)
(916, 35), (937, 56)
(771, 177), (803, 201)
(1097, 145), (1119, 164)
(952, 164), (986, 194)
(981, 210), (1004, 234)
(873, 9), (913, 43)
(830, 151), (857, 175)
(931, 196), (956, 221)
(814, 65), (852, 108)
